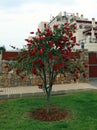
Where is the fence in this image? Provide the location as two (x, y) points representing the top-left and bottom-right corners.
(0, 50), (89, 87)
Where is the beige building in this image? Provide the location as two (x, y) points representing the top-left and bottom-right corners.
(38, 11), (97, 52)
(38, 21), (48, 32)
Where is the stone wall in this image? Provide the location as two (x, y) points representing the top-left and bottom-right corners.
(0, 49), (89, 87)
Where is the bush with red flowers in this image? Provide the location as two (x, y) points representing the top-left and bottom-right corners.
(8, 23), (88, 113)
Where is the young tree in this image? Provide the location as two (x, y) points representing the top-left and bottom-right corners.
(0, 46), (6, 54)
(7, 23), (88, 113)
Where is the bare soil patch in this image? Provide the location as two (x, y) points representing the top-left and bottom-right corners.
(26, 106), (70, 121)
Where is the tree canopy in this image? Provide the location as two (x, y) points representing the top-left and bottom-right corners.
(5, 22), (88, 113)
(0, 46), (6, 54)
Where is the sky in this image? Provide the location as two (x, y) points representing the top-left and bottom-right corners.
(0, 0), (97, 50)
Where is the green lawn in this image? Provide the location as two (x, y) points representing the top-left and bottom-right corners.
(0, 92), (97, 130)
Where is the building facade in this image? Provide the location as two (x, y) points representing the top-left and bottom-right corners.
(38, 11), (97, 52)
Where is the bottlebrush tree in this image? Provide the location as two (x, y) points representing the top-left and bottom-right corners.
(7, 23), (88, 113)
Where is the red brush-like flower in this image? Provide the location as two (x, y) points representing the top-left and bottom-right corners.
(53, 24), (58, 28)
(83, 73), (87, 78)
(84, 64), (88, 68)
(59, 63), (64, 68)
(29, 50), (36, 56)
(44, 23), (46, 28)
(38, 83), (43, 89)
(38, 60), (44, 68)
(73, 78), (77, 82)
(48, 53), (53, 59)
(64, 66), (68, 69)
(71, 37), (76, 43)
(4, 65), (9, 68)
(30, 32), (34, 34)
(39, 49), (44, 55)
(64, 22), (69, 26)
(54, 64), (60, 71)
(64, 27), (69, 31)
(70, 70), (74, 74)
(76, 67), (80, 71)
(46, 28), (51, 36)
(55, 56), (59, 60)
(39, 36), (44, 41)
(16, 68), (20, 75)
(32, 69), (37, 75)
(25, 39), (29, 42)
(38, 28), (41, 33)
(69, 32), (73, 37)
(72, 43), (75, 47)
(21, 76), (24, 80)
(49, 40), (54, 48)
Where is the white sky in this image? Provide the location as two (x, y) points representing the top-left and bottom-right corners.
(0, 0), (97, 50)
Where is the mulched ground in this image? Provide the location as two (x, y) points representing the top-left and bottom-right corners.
(26, 106), (69, 121)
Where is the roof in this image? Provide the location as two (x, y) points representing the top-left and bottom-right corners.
(2, 51), (79, 61)
(83, 27), (97, 34)
(2, 51), (19, 60)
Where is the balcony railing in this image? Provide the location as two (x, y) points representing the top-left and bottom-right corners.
(89, 38), (97, 43)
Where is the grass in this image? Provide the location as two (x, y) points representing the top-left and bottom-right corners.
(1, 92), (97, 130)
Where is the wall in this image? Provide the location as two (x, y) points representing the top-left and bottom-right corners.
(0, 50), (89, 87)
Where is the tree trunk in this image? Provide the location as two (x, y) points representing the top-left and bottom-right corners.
(46, 92), (50, 113)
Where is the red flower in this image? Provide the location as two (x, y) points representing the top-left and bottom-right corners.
(64, 66), (68, 69)
(49, 40), (54, 48)
(38, 60), (44, 68)
(21, 76), (24, 80)
(46, 28), (51, 36)
(4, 65), (9, 68)
(71, 37), (76, 43)
(38, 83), (43, 89)
(83, 73), (87, 78)
(59, 63), (64, 68)
(54, 64), (60, 71)
(53, 24), (58, 28)
(68, 47), (71, 52)
(16, 68), (20, 75)
(34, 47), (38, 52)
(55, 56), (59, 60)
(79, 50), (82, 53)
(44, 23), (46, 28)
(32, 69), (37, 75)
(84, 64), (88, 68)
(32, 61), (37, 66)
(73, 78), (77, 82)
(25, 39), (29, 42)
(76, 67), (80, 71)
(30, 32), (34, 34)
(39, 49), (44, 55)
(67, 42), (70, 46)
(40, 44), (44, 47)
(69, 32), (73, 37)
(83, 63), (88, 68)
(64, 27), (69, 31)
(29, 40), (33, 44)
(72, 43), (75, 47)
(48, 53), (53, 59)
(38, 28), (41, 33)
(70, 70), (74, 74)
(29, 50), (36, 56)
(63, 36), (69, 42)
(27, 43), (31, 47)
(64, 22), (69, 26)
(39, 36), (44, 40)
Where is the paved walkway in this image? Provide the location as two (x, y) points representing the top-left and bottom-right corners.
(0, 80), (97, 99)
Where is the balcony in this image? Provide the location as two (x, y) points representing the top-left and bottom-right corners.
(85, 43), (97, 51)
